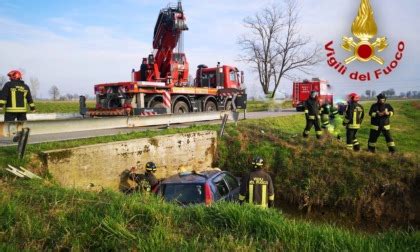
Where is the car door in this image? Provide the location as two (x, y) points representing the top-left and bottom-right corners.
(212, 174), (230, 201)
(222, 172), (240, 201)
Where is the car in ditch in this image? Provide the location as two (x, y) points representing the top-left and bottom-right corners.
(157, 169), (240, 205)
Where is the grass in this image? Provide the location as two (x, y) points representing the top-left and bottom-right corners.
(0, 180), (418, 251)
(1, 99), (292, 114)
(0, 100), (96, 114)
(0, 100), (419, 250)
(215, 100), (420, 228)
(247, 99), (293, 112)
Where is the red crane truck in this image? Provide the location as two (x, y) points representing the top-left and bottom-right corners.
(292, 78), (333, 111)
(85, 1), (246, 117)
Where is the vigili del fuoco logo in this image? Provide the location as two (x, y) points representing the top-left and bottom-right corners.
(324, 0), (405, 81)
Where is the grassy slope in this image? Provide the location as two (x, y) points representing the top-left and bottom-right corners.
(0, 100), (419, 250)
(1, 180), (419, 251)
(216, 101), (420, 227)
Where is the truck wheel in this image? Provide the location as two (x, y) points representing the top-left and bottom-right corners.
(151, 101), (165, 109)
(173, 101), (189, 114)
(205, 101), (217, 111)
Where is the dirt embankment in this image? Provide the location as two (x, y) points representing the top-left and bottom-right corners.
(217, 125), (420, 230)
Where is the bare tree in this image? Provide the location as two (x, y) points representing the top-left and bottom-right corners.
(372, 90), (376, 98)
(0, 75), (7, 90)
(365, 90), (371, 98)
(29, 77), (40, 99)
(65, 93), (74, 100)
(49, 85), (60, 101)
(238, 0), (322, 98)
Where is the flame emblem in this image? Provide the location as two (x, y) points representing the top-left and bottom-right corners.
(342, 0), (387, 64)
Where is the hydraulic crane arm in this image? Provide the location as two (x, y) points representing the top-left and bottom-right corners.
(152, 1), (188, 79)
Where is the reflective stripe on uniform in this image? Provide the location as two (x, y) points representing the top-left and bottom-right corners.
(368, 142), (376, 147)
(304, 110), (309, 114)
(371, 125), (379, 130)
(0, 99), (6, 105)
(371, 112), (377, 117)
(5, 107), (27, 113)
(348, 124), (360, 129)
(261, 184), (267, 207)
(387, 142), (396, 147)
(269, 194), (274, 201)
(308, 115), (315, 120)
(316, 131), (323, 136)
(11, 88), (17, 109)
(389, 111), (394, 117)
(248, 184), (254, 204)
(346, 144), (353, 149)
(239, 194), (245, 201)
(23, 90), (28, 109)
(304, 130), (309, 134)
(29, 103), (35, 108)
(384, 125), (391, 130)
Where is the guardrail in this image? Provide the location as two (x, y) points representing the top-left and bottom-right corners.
(0, 111), (233, 137)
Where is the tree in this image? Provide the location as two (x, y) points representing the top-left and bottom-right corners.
(406, 91), (412, 98)
(399, 92), (405, 98)
(0, 75), (7, 90)
(65, 93), (74, 100)
(365, 90), (371, 98)
(29, 77), (40, 99)
(49, 85), (60, 101)
(372, 90), (376, 98)
(238, 0), (322, 97)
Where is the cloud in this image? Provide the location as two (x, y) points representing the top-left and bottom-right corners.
(0, 16), (150, 98)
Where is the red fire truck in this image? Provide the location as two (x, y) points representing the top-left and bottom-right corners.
(85, 1), (246, 117)
(292, 78), (333, 111)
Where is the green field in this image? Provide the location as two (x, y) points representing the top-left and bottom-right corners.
(0, 100), (419, 250)
(0, 100), (96, 114)
(1, 99), (291, 114)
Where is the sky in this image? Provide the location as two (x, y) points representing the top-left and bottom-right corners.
(0, 0), (418, 99)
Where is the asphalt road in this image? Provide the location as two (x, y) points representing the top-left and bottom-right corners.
(0, 109), (299, 146)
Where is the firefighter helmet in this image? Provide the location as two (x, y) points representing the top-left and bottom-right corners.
(145, 162), (157, 172)
(7, 70), (22, 80)
(377, 93), (386, 100)
(251, 156), (264, 169)
(310, 90), (319, 99)
(348, 93), (360, 102)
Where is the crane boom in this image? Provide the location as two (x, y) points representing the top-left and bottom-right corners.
(151, 1), (188, 83)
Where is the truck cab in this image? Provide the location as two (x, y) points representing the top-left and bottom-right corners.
(195, 64), (244, 89)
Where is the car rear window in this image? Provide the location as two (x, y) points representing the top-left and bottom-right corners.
(162, 184), (204, 204)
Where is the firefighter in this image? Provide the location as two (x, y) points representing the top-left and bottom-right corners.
(320, 102), (331, 130)
(343, 93), (364, 151)
(302, 90), (323, 139)
(0, 70), (35, 121)
(328, 105), (342, 140)
(239, 157), (275, 208)
(368, 93), (396, 153)
(140, 58), (148, 81)
(119, 162), (159, 194)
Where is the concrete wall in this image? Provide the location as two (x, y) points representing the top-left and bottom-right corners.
(40, 131), (217, 190)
